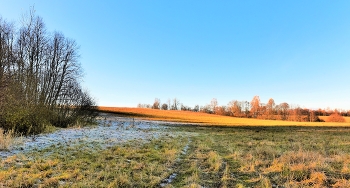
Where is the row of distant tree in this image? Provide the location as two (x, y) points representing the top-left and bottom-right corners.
(138, 96), (348, 122)
(0, 10), (96, 134)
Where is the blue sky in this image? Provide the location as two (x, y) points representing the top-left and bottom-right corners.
(1, 1), (350, 110)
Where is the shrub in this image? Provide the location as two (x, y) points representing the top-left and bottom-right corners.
(1, 105), (48, 135)
(327, 113), (346, 122)
(310, 115), (324, 122)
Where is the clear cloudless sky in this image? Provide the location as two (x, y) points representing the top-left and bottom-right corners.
(1, 1), (350, 110)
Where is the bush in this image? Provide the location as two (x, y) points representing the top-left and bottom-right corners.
(327, 113), (346, 122)
(310, 115), (324, 122)
(1, 105), (48, 135)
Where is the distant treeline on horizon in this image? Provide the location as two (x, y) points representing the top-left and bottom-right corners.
(138, 96), (348, 122)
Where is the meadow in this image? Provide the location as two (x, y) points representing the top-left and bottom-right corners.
(2, 111), (350, 187)
(2, 123), (350, 187)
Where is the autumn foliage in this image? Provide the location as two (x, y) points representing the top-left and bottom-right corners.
(327, 113), (346, 122)
(135, 96), (349, 124)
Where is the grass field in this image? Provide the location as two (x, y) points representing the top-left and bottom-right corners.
(3, 110), (350, 187)
(98, 107), (350, 126)
(0, 135), (188, 187)
(3, 123), (350, 187)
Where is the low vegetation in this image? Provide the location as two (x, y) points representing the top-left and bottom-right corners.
(327, 113), (346, 122)
(0, 128), (14, 151)
(177, 126), (350, 187)
(319, 116), (350, 123)
(3, 123), (350, 187)
(98, 107), (350, 126)
(0, 134), (188, 187)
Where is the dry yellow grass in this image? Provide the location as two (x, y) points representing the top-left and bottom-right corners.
(0, 129), (14, 150)
(98, 107), (350, 126)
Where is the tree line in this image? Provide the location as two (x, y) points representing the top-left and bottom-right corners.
(0, 11), (96, 134)
(138, 96), (348, 122)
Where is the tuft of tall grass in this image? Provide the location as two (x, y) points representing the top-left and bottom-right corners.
(207, 151), (222, 172)
(0, 128), (14, 150)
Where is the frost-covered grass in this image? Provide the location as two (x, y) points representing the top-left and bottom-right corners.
(0, 135), (188, 187)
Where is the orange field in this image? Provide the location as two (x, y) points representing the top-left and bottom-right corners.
(98, 107), (350, 126)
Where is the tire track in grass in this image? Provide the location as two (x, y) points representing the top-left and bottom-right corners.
(169, 134), (231, 188)
(200, 150), (226, 187)
(163, 136), (207, 187)
(159, 137), (192, 187)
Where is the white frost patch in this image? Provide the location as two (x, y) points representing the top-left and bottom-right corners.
(0, 114), (182, 159)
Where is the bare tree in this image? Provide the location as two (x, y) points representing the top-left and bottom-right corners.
(228, 100), (242, 117)
(266, 98), (275, 119)
(278, 102), (289, 120)
(200, 105), (211, 113)
(0, 10), (96, 133)
(181, 104), (192, 111)
(152, 98), (160, 109)
(193, 105), (199, 112)
(16, 11), (49, 106)
(171, 98), (180, 110)
(288, 105), (302, 122)
(250, 96), (260, 118)
(243, 101), (250, 117)
(308, 110), (321, 122)
(167, 99), (171, 110)
(215, 106), (227, 116)
(210, 98), (218, 114)
(0, 17), (15, 108)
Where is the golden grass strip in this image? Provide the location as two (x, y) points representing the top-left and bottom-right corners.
(97, 107), (350, 126)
